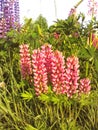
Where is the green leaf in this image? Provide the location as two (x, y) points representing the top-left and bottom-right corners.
(95, 59), (98, 72)
(21, 91), (33, 101)
(78, 46), (95, 60)
(37, 24), (43, 36)
(51, 96), (60, 104)
(31, 33), (37, 39)
(38, 94), (50, 103)
(25, 124), (38, 130)
(79, 94), (90, 106)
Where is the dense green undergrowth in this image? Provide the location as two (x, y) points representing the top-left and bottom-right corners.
(0, 14), (98, 129)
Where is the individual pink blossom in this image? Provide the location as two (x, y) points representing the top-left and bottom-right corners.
(50, 50), (66, 94)
(65, 56), (80, 97)
(53, 32), (60, 39)
(79, 78), (91, 95)
(32, 49), (48, 96)
(19, 44), (32, 79)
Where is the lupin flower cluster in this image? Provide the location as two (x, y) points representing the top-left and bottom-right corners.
(79, 78), (91, 95)
(0, 18), (7, 38)
(32, 49), (48, 96)
(40, 44), (53, 77)
(65, 56), (80, 97)
(31, 44), (66, 95)
(50, 51), (66, 94)
(19, 44), (32, 80)
(20, 44), (91, 97)
(88, 0), (98, 17)
(0, 0), (20, 38)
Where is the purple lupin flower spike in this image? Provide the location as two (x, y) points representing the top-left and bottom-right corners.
(14, 0), (20, 23)
(0, 0), (20, 38)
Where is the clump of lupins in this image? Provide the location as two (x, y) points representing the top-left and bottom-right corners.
(19, 43), (91, 97)
(32, 49), (48, 96)
(40, 44), (66, 94)
(19, 44), (32, 80)
(65, 56), (80, 97)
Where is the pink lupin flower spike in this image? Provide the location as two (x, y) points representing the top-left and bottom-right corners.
(79, 78), (91, 95)
(41, 44), (54, 82)
(65, 56), (80, 97)
(51, 50), (66, 94)
(32, 49), (48, 96)
(19, 44), (32, 79)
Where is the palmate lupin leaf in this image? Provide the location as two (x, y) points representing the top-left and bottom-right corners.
(38, 94), (50, 103)
(21, 91), (33, 102)
(78, 46), (95, 60)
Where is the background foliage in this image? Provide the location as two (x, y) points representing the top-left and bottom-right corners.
(0, 10), (98, 129)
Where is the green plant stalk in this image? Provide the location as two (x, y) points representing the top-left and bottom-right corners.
(86, 61), (89, 77)
(74, 0), (84, 8)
